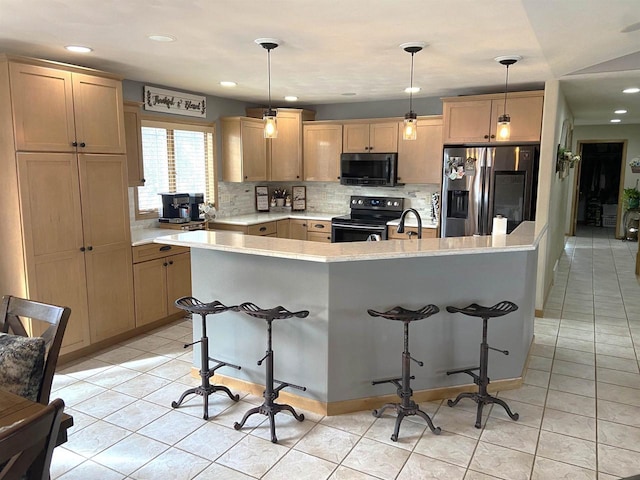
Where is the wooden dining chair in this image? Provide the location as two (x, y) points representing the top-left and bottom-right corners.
(0, 296), (71, 404)
(0, 397), (65, 480)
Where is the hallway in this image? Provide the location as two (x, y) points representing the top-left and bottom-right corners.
(49, 226), (640, 479)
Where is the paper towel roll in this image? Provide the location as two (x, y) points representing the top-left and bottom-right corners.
(492, 215), (507, 235)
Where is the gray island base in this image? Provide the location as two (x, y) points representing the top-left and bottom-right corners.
(155, 222), (541, 415)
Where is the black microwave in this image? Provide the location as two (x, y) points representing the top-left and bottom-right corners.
(340, 153), (398, 186)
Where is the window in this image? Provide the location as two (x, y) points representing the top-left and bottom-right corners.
(135, 119), (216, 218)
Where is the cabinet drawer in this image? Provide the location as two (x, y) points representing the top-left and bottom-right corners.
(132, 243), (190, 263)
(307, 231), (331, 243)
(248, 221), (277, 236)
(307, 220), (331, 233)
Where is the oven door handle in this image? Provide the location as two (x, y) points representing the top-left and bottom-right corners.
(332, 223), (387, 231)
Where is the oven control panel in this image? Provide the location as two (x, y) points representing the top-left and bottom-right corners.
(350, 195), (404, 212)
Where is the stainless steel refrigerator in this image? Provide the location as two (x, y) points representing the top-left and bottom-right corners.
(441, 145), (539, 237)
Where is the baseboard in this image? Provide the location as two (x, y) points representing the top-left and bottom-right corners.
(192, 368), (524, 416)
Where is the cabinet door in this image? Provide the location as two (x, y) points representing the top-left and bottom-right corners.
(489, 95), (543, 142)
(241, 120), (268, 181)
(307, 231), (331, 243)
(289, 219), (308, 240)
(16, 152), (91, 353)
(277, 219), (290, 238)
(397, 118), (443, 184)
(369, 122), (398, 152)
(166, 252), (192, 316)
(342, 124), (370, 153)
(124, 102), (145, 186)
(133, 257), (168, 326)
(9, 63), (76, 152)
(78, 154), (134, 341)
(72, 73), (126, 154)
(270, 110), (302, 181)
(303, 124), (342, 181)
(442, 100), (493, 143)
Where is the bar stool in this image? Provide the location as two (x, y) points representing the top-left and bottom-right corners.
(171, 296), (241, 420)
(233, 302), (308, 443)
(368, 305), (441, 441)
(445, 301), (520, 428)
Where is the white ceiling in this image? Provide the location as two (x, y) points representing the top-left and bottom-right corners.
(1, 0), (639, 125)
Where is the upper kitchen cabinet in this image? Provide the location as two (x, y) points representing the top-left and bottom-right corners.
(396, 116), (443, 185)
(124, 101), (145, 187)
(9, 60), (126, 154)
(343, 121), (398, 153)
(221, 116), (268, 182)
(303, 122), (343, 182)
(442, 90), (543, 144)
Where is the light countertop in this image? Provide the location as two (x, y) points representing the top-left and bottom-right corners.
(208, 211), (338, 226)
(153, 221), (542, 263)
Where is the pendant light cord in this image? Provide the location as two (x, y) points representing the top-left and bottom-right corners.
(503, 64), (510, 116)
(267, 47), (272, 111)
(409, 52), (415, 113)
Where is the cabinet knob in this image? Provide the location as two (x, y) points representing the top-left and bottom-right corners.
(259, 227), (267, 232)
(244, 175), (248, 179)
(163, 262), (168, 266)
(337, 176), (340, 180)
(169, 260), (174, 265)
(490, 135), (495, 139)
(72, 141), (78, 147)
(80, 246), (85, 252)
(141, 178), (146, 184)
(87, 246), (93, 251)
(79, 142), (86, 147)
(369, 146), (373, 150)
(484, 135), (489, 139)
(314, 224), (325, 229)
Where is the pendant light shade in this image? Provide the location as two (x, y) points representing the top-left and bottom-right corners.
(494, 55), (521, 142)
(256, 38), (280, 138)
(400, 42), (426, 141)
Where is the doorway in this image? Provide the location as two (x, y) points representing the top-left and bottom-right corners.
(570, 141), (626, 237)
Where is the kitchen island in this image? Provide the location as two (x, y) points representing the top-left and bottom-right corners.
(155, 222), (542, 415)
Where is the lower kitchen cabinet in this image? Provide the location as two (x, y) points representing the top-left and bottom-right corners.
(307, 220), (331, 243)
(290, 219), (308, 240)
(132, 244), (191, 327)
(388, 227), (437, 239)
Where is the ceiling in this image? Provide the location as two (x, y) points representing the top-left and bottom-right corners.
(1, 0), (640, 125)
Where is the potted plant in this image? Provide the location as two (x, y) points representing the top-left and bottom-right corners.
(630, 157), (640, 174)
(272, 187), (287, 207)
(623, 183), (640, 209)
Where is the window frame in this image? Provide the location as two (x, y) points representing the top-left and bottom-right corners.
(134, 115), (217, 220)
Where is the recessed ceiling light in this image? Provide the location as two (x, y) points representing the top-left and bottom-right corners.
(341, 92), (357, 96)
(610, 119), (622, 123)
(614, 109), (627, 114)
(284, 96), (298, 102)
(404, 87), (421, 94)
(623, 87), (640, 94)
(220, 81), (237, 87)
(65, 45), (92, 53)
(148, 34), (176, 42)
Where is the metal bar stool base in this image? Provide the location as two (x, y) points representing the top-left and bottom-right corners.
(445, 301), (520, 429)
(368, 305), (441, 441)
(233, 303), (309, 443)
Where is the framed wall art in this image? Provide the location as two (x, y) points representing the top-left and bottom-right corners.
(255, 186), (269, 212)
(292, 186), (306, 211)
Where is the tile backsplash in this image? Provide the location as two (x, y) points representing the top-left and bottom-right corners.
(130, 182), (441, 229)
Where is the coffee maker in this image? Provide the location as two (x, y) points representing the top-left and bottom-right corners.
(159, 193), (191, 223)
(189, 193), (204, 221)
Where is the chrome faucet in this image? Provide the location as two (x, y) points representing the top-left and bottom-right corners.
(397, 208), (422, 239)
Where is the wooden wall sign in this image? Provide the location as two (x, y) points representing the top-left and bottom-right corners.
(144, 86), (206, 118)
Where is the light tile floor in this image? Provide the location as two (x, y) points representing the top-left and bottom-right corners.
(50, 226), (640, 479)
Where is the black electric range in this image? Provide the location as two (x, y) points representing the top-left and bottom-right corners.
(331, 195), (404, 242)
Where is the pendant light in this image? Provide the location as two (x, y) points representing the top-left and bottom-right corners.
(256, 38), (280, 138)
(400, 42), (426, 141)
(494, 55), (521, 141)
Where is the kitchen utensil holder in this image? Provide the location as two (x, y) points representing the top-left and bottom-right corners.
(368, 304), (441, 441)
(171, 296), (241, 420)
(445, 301), (519, 428)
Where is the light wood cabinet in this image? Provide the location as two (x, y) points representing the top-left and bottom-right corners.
(397, 116), (443, 184)
(9, 62), (126, 154)
(276, 219), (290, 238)
(343, 122), (398, 153)
(307, 220), (331, 243)
(124, 101), (144, 187)
(132, 244), (191, 327)
(388, 227), (437, 239)
(442, 91), (543, 144)
(221, 117), (267, 182)
(303, 123), (343, 182)
(290, 219), (308, 240)
(269, 109), (303, 181)
(208, 220), (277, 236)
(0, 55), (133, 355)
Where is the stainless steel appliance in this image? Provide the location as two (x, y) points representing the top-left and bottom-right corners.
(189, 193), (204, 221)
(340, 153), (399, 187)
(441, 145), (539, 237)
(331, 195), (404, 242)
(159, 192), (190, 224)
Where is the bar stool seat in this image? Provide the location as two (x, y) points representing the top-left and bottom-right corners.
(233, 302), (308, 443)
(171, 296), (241, 420)
(369, 304), (441, 441)
(445, 301), (519, 428)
